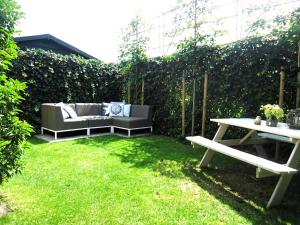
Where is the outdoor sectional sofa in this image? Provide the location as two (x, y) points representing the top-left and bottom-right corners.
(41, 103), (153, 140)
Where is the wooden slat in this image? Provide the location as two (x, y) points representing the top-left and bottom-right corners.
(257, 132), (295, 143)
(216, 138), (273, 146)
(211, 118), (300, 140)
(186, 136), (297, 174)
(238, 129), (256, 145)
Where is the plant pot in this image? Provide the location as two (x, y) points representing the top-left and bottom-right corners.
(266, 118), (278, 127)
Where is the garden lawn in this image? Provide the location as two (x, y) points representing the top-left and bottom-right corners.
(0, 135), (299, 225)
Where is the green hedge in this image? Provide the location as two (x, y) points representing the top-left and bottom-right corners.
(138, 38), (298, 138)
(9, 8), (300, 139)
(125, 8), (300, 138)
(0, 0), (33, 183)
(9, 49), (122, 128)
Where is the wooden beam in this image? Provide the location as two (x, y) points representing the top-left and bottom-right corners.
(257, 162), (300, 179)
(201, 71), (208, 137)
(256, 167), (278, 178)
(199, 124), (229, 167)
(258, 132), (296, 144)
(191, 77), (196, 136)
(127, 81), (131, 104)
(238, 129), (256, 145)
(182, 73), (186, 137)
(296, 42), (300, 108)
(279, 66), (285, 107)
(216, 138), (273, 146)
(141, 77), (144, 105)
(276, 66), (285, 161)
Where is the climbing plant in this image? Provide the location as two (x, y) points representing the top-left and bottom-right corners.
(120, 7), (300, 138)
(118, 14), (149, 104)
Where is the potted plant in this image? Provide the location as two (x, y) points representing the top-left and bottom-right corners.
(260, 104), (284, 127)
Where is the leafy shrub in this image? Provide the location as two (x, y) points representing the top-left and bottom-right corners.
(9, 49), (123, 128)
(0, 75), (32, 182)
(0, 0), (32, 183)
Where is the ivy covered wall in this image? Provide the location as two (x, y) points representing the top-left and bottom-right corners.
(9, 49), (123, 128)
(124, 8), (300, 138)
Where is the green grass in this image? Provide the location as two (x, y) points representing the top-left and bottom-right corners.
(0, 135), (299, 224)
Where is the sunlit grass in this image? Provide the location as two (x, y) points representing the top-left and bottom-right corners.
(0, 135), (299, 224)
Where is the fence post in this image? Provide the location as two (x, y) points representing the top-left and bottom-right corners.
(201, 71), (208, 137)
(127, 81), (131, 104)
(191, 78), (196, 136)
(275, 66), (285, 161)
(182, 72), (186, 137)
(141, 77), (145, 105)
(279, 66), (285, 108)
(296, 42), (300, 108)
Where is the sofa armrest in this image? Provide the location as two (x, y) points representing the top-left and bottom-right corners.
(41, 104), (64, 130)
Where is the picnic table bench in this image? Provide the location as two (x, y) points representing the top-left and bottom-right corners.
(186, 118), (300, 209)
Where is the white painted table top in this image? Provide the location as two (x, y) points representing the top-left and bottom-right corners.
(211, 118), (300, 140)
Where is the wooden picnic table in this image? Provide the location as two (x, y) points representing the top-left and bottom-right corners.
(186, 118), (300, 208)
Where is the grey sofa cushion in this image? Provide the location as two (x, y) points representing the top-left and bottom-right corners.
(80, 116), (113, 127)
(113, 117), (152, 129)
(75, 103), (101, 116)
(58, 117), (88, 130)
(131, 105), (152, 118)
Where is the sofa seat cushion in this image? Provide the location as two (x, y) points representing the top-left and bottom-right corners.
(80, 116), (113, 127)
(113, 117), (152, 129)
(59, 117), (88, 130)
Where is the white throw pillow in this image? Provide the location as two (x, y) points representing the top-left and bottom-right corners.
(64, 104), (77, 119)
(56, 102), (70, 119)
(123, 104), (131, 117)
(101, 103), (111, 116)
(109, 102), (124, 117)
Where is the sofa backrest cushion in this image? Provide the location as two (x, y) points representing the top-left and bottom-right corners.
(130, 105), (152, 119)
(75, 103), (101, 116)
(68, 104), (76, 111)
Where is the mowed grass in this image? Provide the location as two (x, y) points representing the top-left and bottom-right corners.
(0, 135), (299, 225)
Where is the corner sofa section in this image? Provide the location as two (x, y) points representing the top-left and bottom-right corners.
(41, 103), (153, 139)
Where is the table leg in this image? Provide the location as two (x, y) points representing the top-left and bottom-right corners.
(200, 124), (229, 167)
(267, 140), (300, 208)
(251, 131), (268, 158)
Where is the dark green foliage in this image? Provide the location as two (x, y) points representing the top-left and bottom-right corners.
(0, 0), (23, 72)
(0, 0), (32, 183)
(122, 8), (300, 138)
(9, 49), (122, 128)
(0, 75), (32, 183)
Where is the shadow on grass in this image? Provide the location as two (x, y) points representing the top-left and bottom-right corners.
(27, 137), (48, 145)
(74, 135), (300, 225)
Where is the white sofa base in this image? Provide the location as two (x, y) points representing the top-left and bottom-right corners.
(41, 126), (153, 140)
